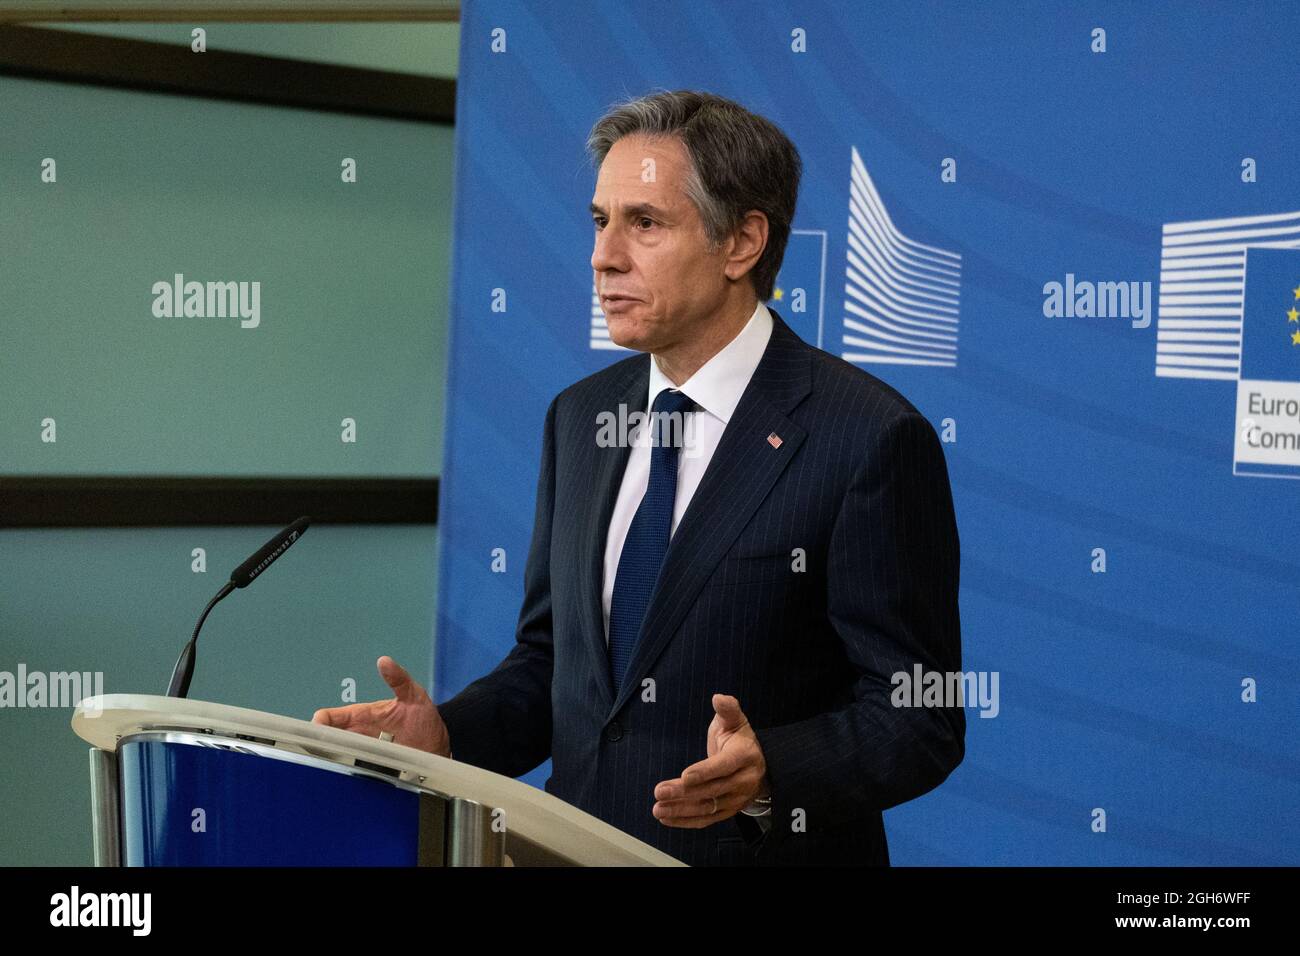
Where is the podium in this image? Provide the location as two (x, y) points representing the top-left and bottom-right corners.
(72, 695), (685, 867)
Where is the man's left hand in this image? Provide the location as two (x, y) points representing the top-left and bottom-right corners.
(652, 693), (769, 828)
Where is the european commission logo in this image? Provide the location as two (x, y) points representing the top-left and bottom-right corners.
(840, 146), (962, 368)
(1153, 210), (1300, 479)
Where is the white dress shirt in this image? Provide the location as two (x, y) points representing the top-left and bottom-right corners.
(601, 299), (774, 643)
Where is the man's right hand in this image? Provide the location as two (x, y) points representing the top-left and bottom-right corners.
(311, 655), (451, 758)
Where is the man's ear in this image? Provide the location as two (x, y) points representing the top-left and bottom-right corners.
(724, 210), (769, 284)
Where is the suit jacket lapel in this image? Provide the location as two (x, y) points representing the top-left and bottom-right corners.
(606, 309), (813, 719)
(579, 356), (649, 713)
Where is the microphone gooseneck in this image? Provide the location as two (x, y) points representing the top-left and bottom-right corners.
(164, 516), (311, 699)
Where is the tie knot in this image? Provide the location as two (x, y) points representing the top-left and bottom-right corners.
(646, 388), (697, 451)
(651, 387), (697, 417)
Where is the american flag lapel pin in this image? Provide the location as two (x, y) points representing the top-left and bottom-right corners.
(767, 432), (783, 449)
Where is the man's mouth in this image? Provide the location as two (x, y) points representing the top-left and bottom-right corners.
(601, 294), (641, 312)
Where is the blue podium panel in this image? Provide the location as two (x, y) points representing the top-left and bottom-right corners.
(118, 734), (421, 866)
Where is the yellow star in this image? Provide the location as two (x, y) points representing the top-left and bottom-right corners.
(772, 287), (784, 301)
(1290, 307), (1300, 323)
(1293, 328), (1300, 345)
(1294, 284), (1300, 300)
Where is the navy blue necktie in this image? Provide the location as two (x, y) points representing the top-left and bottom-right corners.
(608, 387), (697, 694)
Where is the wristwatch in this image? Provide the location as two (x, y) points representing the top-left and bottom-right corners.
(740, 795), (772, 817)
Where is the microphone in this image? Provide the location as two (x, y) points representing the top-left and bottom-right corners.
(165, 516), (311, 699)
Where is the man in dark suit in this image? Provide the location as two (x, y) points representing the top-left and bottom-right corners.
(313, 90), (964, 866)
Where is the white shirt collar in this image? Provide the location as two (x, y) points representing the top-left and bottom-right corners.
(646, 300), (774, 424)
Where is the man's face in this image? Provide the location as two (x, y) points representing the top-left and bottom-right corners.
(590, 134), (731, 353)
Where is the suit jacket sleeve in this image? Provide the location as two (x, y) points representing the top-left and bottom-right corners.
(743, 411), (966, 850)
(435, 395), (558, 778)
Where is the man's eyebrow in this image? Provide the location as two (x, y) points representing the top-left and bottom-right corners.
(589, 202), (670, 219)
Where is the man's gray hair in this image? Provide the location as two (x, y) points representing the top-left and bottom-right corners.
(586, 89), (801, 302)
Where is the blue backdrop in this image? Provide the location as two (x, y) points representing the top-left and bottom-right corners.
(435, 0), (1300, 865)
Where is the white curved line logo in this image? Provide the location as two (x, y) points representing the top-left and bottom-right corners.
(841, 146), (962, 368)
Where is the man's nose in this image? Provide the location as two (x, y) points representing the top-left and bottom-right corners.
(591, 223), (627, 273)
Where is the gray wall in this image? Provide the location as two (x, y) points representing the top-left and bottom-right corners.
(0, 28), (457, 865)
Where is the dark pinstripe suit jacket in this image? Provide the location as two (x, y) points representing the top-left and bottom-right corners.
(437, 307), (964, 866)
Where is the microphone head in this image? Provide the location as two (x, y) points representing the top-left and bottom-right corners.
(230, 515), (311, 588)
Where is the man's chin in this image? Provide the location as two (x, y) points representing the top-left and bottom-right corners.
(607, 321), (654, 353)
